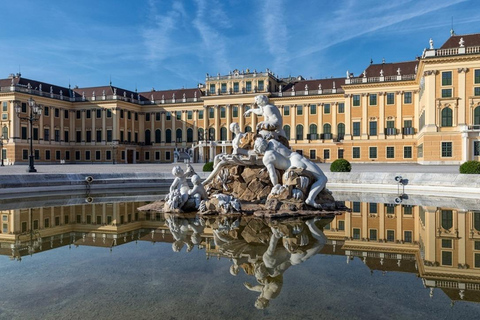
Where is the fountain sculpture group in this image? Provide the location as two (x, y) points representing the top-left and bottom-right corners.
(141, 94), (346, 218)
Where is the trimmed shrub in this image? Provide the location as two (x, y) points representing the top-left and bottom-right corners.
(330, 159), (352, 172)
(203, 161), (214, 172)
(459, 160), (480, 174)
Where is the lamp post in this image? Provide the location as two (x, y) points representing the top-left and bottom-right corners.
(0, 133), (4, 167)
(109, 141), (118, 164)
(14, 98), (42, 173)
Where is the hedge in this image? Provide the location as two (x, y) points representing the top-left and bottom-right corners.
(459, 160), (480, 174)
(203, 161), (214, 172)
(330, 159), (352, 172)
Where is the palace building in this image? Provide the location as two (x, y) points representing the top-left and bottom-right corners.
(1, 32), (480, 165)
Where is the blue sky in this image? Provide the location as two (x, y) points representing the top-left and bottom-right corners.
(1, 0), (479, 92)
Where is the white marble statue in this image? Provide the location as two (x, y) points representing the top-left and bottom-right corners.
(230, 122), (249, 156)
(202, 123), (260, 186)
(165, 164), (195, 210)
(253, 137), (328, 209)
(188, 174), (208, 209)
(244, 95), (286, 140)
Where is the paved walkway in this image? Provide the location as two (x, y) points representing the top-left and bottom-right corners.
(0, 162), (460, 175)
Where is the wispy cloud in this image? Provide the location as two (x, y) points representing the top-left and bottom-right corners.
(192, 0), (230, 73)
(142, 0), (189, 65)
(262, 0), (288, 72)
(295, 0), (468, 59)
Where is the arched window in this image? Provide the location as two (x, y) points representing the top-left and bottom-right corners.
(198, 128), (204, 140)
(166, 129), (172, 143)
(208, 128), (215, 141)
(323, 123), (332, 139)
(441, 107), (453, 127)
(1, 126), (8, 140)
(284, 125), (290, 140)
(245, 126), (252, 133)
(176, 129), (182, 142)
(474, 211), (480, 232)
(337, 123), (345, 140)
(309, 124), (317, 134)
(474, 106), (480, 125)
(155, 129), (161, 143)
(441, 210), (453, 230)
(296, 124), (304, 140)
(145, 129), (151, 145)
(187, 128), (193, 142)
(220, 127), (227, 141)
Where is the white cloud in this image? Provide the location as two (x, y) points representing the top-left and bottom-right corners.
(294, 0), (469, 59)
(262, 0), (288, 73)
(192, 0), (230, 72)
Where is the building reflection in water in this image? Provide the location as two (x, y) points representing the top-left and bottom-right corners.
(1, 198), (480, 306)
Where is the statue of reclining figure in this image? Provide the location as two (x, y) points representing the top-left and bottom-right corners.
(254, 137), (328, 209)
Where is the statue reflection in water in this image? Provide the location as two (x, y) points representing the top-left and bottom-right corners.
(165, 213), (205, 252)
(211, 216), (330, 309)
(165, 214), (331, 309)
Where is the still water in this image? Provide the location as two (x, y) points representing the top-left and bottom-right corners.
(0, 191), (480, 319)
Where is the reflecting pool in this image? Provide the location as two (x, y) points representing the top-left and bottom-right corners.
(1, 191), (480, 319)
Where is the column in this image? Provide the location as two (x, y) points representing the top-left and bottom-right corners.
(291, 105), (297, 141)
(250, 104), (257, 133)
(396, 207), (403, 241)
(124, 110), (128, 141)
(379, 92), (385, 138)
(238, 104), (245, 131)
(102, 204), (106, 225)
(396, 91), (403, 135)
(39, 208), (44, 229)
(60, 109), (64, 143)
(81, 110), (86, 141)
(50, 109), (54, 142)
(410, 89), (419, 131)
(318, 103), (324, 137)
(139, 113), (145, 143)
(362, 204), (368, 239)
(131, 111), (135, 142)
(361, 94), (368, 138)
(344, 211), (352, 239)
(332, 102), (338, 136)
(344, 95), (352, 139)
(226, 105), (232, 140)
(193, 110), (198, 141)
(39, 109), (44, 141)
(303, 104), (309, 139)
(379, 206), (385, 241)
(182, 111), (187, 143)
(171, 111), (176, 144)
(457, 210), (467, 267)
(91, 109), (96, 143)
(161, 112), (166, 143)
(457, 68), (467, 125)
(424, 70), (437, 131)
(203, 106), (209, 136)
(9, 101), (19, 140)
(214, 105), (220, 141)
(424, 207), (437, 263)
(102, 109), (106, 142)
(150, 113), (154, 143)
(112, 108), (118, 141)
(70, 110), (75, 143)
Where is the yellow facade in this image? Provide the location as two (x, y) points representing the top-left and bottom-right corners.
(1, 33), (480, 165)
